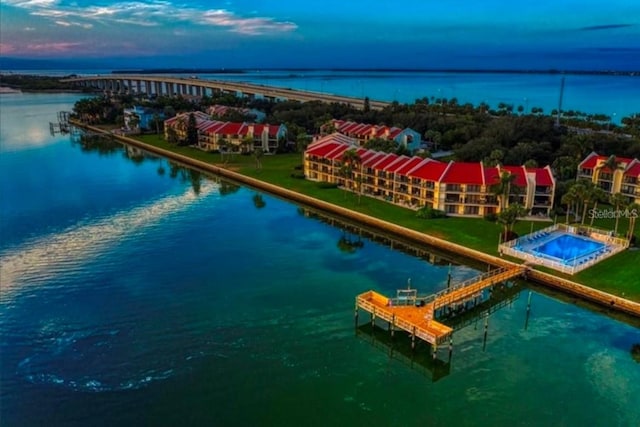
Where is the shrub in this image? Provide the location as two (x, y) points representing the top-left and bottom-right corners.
(290, 172), (305, 179)
(416, 206), (447, 219)
(317, 182), (339, 189)
(484, 212), (498, 222)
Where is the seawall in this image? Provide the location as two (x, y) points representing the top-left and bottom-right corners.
(71, 120), (640, 318)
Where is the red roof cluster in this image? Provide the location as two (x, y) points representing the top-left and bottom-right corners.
(329, 119), (404, 140)
(165, 111), (283, 137)
(579, 152), (636, 170)
(307, 134), (555, 187)
(207, 104), (251, 117)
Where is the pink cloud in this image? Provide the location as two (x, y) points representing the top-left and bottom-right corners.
(0, 43), (18, 54)
(24, 41), (83, 53)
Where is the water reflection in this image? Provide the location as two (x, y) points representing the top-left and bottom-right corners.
(252, 193), (266, 209)
(632, 344), (640, 363)
(70, 131), (210, 195)
(357, 282), (526, 381)
(0, 181), (219, 301)
(70, 133), (122, 156)
(356, 324), (451, 382)
(298, 207), (471, 270)
(337, 232), (364, 254)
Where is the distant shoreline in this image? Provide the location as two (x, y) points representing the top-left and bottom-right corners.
(111, 68), (640, 77)
(0, 86), (21, 94)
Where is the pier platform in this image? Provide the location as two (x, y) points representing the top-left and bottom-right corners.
(355, 266), (526, 350)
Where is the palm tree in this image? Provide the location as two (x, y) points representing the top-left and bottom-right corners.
(627, 202), (640, 242)
(341, 148), (361, 193)
(588, 186), (607, 227)
(497, 203), (528, 242)
(596, 155), (625, 187)
(152, 113), (161, 134)
(579, 182), (599, 225)
(253, 148), (264, 170)
(218, 137), (229, 162)
(491, 171), (516, 211)
(241, 135), (254, 154)
(561, 190), (578, 224)
(610, 193), (628, 235)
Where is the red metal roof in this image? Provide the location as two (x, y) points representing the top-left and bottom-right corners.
(306, 142), (344, 157)
(325, 145), (350, 160)
(394, 157), (424, 175)
(373, 154), (399, 170)
(201, 121), (226, 134)
(580, 153), (635, 170)
(529, 167), (554, 187)
(362, 152), (386, 167)
(441, 162), (485, 185)
(408, 160), (448, 182)
(384, 156), (411, 172)
(624, 162), (640, 178)
(484, 166), (500, 186)
(388, 128), (403, 139)
(579, 153), (599, 169)
(501, 165), (528, 187)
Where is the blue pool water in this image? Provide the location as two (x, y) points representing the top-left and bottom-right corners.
(534, 234), (604, 263)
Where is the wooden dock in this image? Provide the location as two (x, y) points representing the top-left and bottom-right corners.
(355, 266), (526, 352)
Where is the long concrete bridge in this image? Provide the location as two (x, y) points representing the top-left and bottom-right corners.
(62, 75), (391, 110)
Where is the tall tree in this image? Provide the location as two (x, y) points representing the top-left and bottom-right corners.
(561, 190), (578, 224)
(497, 203), (528, 242)
(580, 182), (596, 225)
(341, 148), (362, 197)
(186, 112), (198, 146)
(491, 171), (516, 211)
(627, 202), (640, 242)
(610, 193), (628, 235)
(253, 148), (264, 170)
(588, 186), (607, 227)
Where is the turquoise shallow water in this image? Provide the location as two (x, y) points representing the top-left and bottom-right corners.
(1, 93), (640, 426)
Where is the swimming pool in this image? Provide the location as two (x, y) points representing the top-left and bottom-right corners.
(533, 234), (604, 263)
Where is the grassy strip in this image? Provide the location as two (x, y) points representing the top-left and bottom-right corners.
(136, 134), (640, 300)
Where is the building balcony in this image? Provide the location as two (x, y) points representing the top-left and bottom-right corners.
(465, 185), (481, 193)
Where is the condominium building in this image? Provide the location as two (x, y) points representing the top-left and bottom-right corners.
(320, 119), (422, 152)
(304, 134), (556, 217)
(164, 111), (286, 153)
(578, 152), (640, 204)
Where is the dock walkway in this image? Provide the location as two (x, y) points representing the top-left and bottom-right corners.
(355, 266), (525, 348)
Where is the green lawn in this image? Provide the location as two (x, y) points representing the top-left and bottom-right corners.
(135, 134), (640, 300)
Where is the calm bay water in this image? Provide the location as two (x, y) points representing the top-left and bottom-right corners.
(1, 93), (640, 426)
(198, 70), (639, 124)
(6, 69), (640, 123)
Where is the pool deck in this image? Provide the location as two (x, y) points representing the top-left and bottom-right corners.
(500, 224), (629, 275)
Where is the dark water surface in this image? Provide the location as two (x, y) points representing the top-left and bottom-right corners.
(1, 93), (639, 426)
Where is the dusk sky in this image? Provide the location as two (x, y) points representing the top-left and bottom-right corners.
(1, 0), (639, 70)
